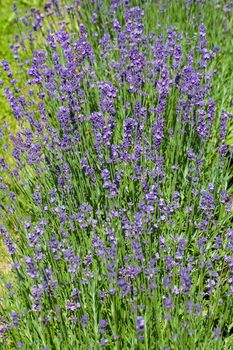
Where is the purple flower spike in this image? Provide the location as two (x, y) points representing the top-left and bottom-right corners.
(136, 316), (145, 333)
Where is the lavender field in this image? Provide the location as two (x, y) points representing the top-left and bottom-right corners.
(0, 1), (233, 349)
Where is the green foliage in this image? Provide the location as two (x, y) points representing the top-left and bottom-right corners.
(0, 0), (43, 124)
(0, 1), (233, 349)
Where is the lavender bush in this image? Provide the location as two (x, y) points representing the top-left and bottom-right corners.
(0, 1), (233, 349)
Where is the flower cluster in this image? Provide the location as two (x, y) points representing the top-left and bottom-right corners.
(0, 0), (232, 349)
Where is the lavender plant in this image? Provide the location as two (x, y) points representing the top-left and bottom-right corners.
(0, 1), (233, 349)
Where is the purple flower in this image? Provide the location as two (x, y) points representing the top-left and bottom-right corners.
(220, 112), (230, 141)
(66, 300), (81, 311)
(81, 315), (89, 328)
(164, 297), (173, 310)
(200, 190), (215, 218)
(99, 319), (108, 334)
(136, 316), (145, 333)
(213, 327), (221, 340)
(100, 338), (108, 346)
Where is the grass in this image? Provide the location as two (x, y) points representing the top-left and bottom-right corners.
(0, 0), (43, 125)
